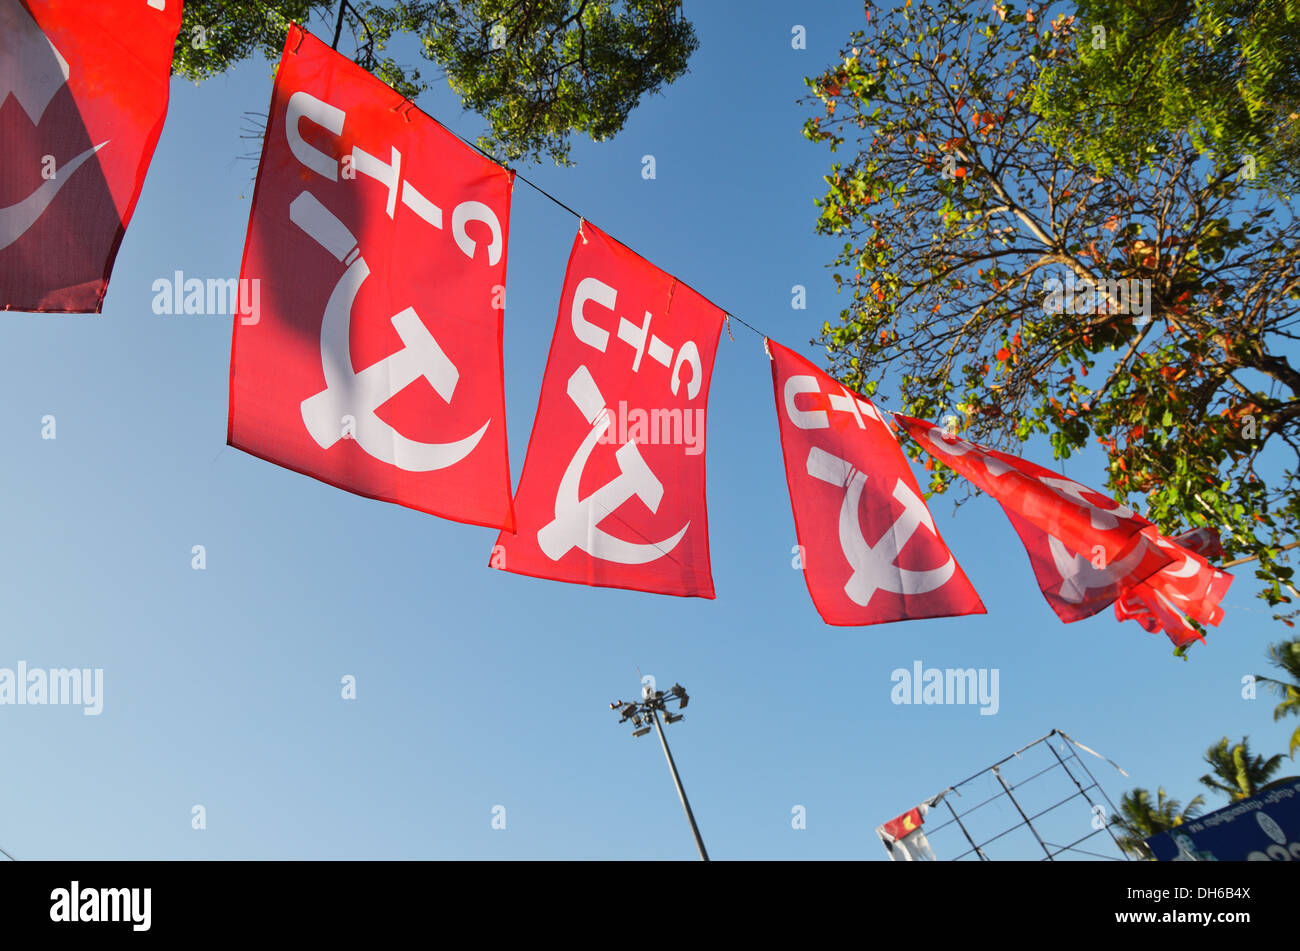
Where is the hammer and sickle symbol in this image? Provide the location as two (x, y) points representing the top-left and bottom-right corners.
(290, 191), (489, 471)
(1047, 532), (1150, 604)
(536, 366), (689, 564)
(805, 446), (955, 605)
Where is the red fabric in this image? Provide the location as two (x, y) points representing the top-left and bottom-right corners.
(493, 223), (721, 597)
(228, 26), (516, 530)
(1, 0), (181, 312)
(898, 416), (1173, 621)
(767, 341), (984, 625)
(881, 807), (924, 841)
(1114, 529), (1233, 648)
(1170, 526), (1225, 560)
(1000, 514), (1176, 623)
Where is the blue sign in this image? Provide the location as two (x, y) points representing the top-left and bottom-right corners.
(1146, 778), (1300, 861)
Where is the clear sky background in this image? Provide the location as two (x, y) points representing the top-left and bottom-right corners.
(0, 0), (1295, 861)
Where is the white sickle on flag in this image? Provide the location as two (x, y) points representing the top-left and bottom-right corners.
(1152, 536), (1202, 579)
(290, 191), (489, 471)
(0, 142), (107, 250)
(1047, 532), (1149, 603)
(806, 446), (955, 605)
(537, 365), (688, 564)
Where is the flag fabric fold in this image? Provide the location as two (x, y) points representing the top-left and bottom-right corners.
(1, 0), (182, 312)
(897, 415), (1175, 623)
(1113, 528), (1233, 648)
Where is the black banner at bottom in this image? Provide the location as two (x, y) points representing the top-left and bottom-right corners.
(0, 859), (1286, 937)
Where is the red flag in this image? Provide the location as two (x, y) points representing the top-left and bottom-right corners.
(1170, 526), (1225, 560)
(1000, 513), (1174, 622)
(877, 804), (938, 860)
(1, 0), (182, 312)
(492, 223), (721, 597)
(881, 806), (925, 842)
(898, 416), (1172, 621)
(767, 341), (983, 625)
(1114, 529), (1233, 648)
(228, 26), (516, 531)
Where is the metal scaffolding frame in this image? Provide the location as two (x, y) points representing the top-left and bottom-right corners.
(881, 729), (1133, 861)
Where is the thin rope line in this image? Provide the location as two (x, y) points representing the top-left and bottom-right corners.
(508, 169), (772, 341)
(430, 120), (777, 344)
(0, 844), (15, 861)
(513, 169), (586, 222)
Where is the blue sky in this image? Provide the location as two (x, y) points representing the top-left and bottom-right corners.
(0, 0), (1295, 861)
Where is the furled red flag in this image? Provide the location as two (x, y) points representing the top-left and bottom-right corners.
(1169, 526), (1225, 560)
(1114, 528), (1233, 648)
(897, 415), (1173, 622)
(877, 804), (937, 861)
(0, 0), (182, 312)
(492, 223), (722, 597)
(767, 340), (984, 625)
(228, 25), (516, 530)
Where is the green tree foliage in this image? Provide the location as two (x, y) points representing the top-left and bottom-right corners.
(1034, 0), (1300, 195)
(802, 2), (1300, 637)
(1110, 786), (1205, 859)
(1199, 736), (1286, 800)
(173, 2), (344, 84)
(173, 0), (697, 165)
(1257, 637), (1300, 757)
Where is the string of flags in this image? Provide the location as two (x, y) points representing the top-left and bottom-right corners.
(0, 11), (1233, 649)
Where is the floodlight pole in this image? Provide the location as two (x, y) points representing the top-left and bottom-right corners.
(650, 707), (709, 862)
